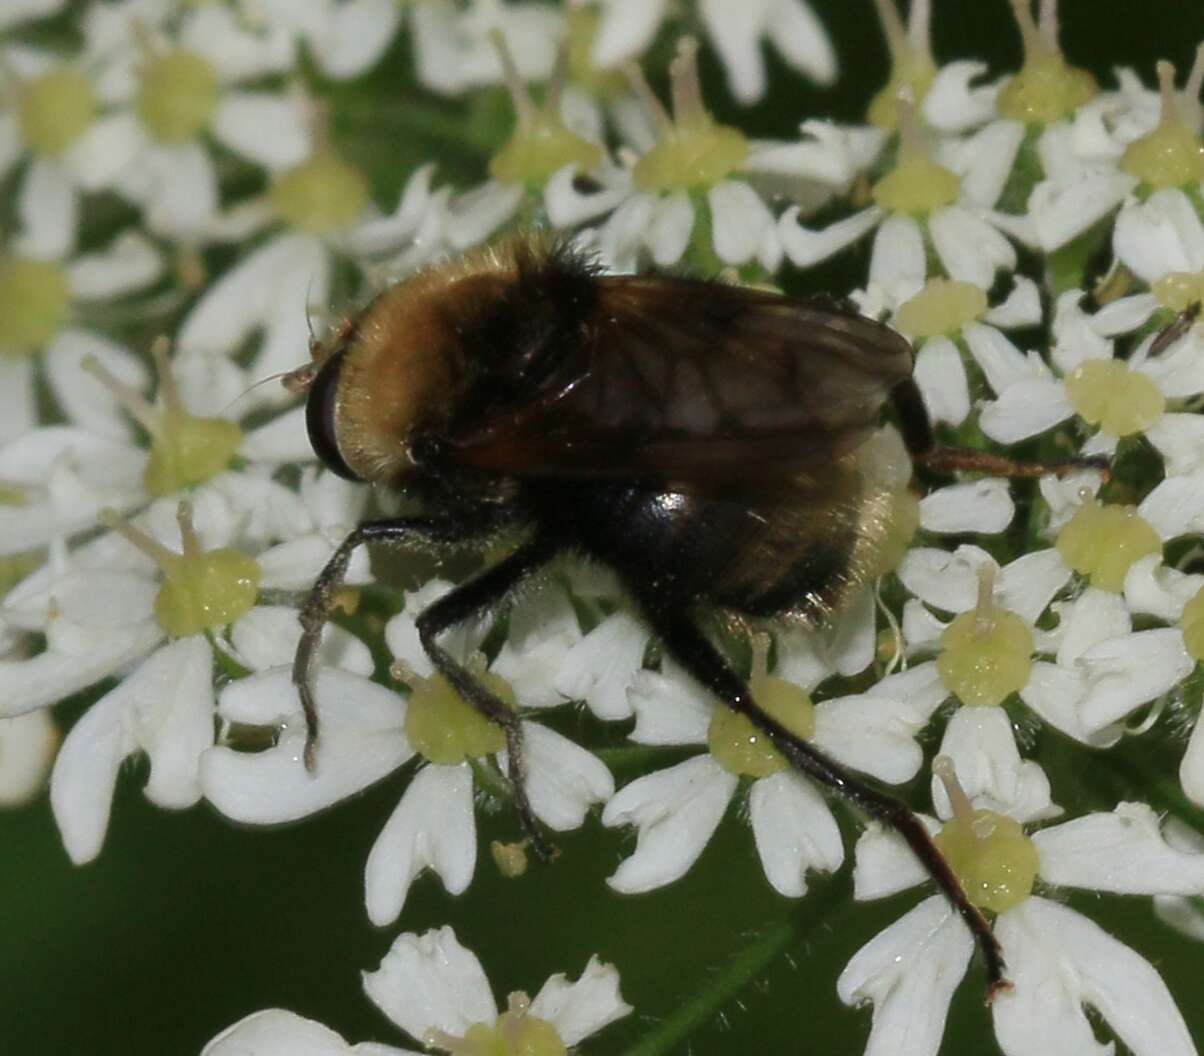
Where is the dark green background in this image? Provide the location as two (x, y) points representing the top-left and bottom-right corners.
(5, 2), (1204, 1053)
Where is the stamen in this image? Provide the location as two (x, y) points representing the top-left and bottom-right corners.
(1037, 0), (1059, 45)
(623, 60), (672, 131)
(98, 507), (179, 569)
(489, 28), (535, 126)
(80, 355), (158, 433)
(872, 0), (909, 60)
(1186, 42), (1204, 123)
(1009, 0), (1051, 60)
(151, 335), (183, 417)
(176, 499), (200, 560)
(895, 88), (926, 160)
(974, 563), (998, 635)
(933, 755), (976, 830)
(669, 37), (706, 128)
(908, 0), (931, 52)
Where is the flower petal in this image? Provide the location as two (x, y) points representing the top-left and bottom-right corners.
(979, 377), (1075, 444)
(601, 755), (736, 893)
(1035, 802), (1204, 895)
(913, 336), (970, 427)
(1078, 629), (1194, 731)
(778, 205), (882, 268)
(212, 90), (310, 168)
(812, 693), (925, 784)
(920, 479), (1014, 534)
(529, 956), (633, 1046)
(837, 896), (973, 1056)
(201, 668), (411, 823)
(748, 770), (843, 896)
(993, 897), (1196, 1056)
(627, 668), (711, 746)
(363, 927), (497, 1043)
(202, 1008), (365, 1056)
(364, 762), (476, 927)
(930, 205), (1016, 288)
(506, 722), (613, 831)
(554, 610), (648, 721)
(932, 709), (1057, 824)
(851, 818), (940, 901)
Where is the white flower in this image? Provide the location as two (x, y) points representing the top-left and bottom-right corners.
(580, 38), (789, 272)
(0, 338), (345, 559)
(601, 633), (935, 896)
(92, 5), (307, 238)
(873, 275), (1043, 428)
(0, 709), (58, 806)
(977, 289), (1204, 463)
(896, 540), (1143, 747)
(240, 0), (404, 80)
(205, 927), (632, 1055)
(0, 223), (162, 446)
(841, 756), (1202, 1056)
(409, 0), (562, 96)
(1074, 552), (1204, 807)
(694, 0), (835, 104)
(201, 578), (610, 927)
(0, 492), (335, 862)
(779, 98), (1022, 291)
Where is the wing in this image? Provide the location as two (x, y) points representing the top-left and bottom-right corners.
(443, 276), (913, 487)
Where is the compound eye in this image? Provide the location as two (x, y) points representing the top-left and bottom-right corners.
(305, 350), (360, 481)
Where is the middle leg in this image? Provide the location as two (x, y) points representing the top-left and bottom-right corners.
(415, 533), (560, 860)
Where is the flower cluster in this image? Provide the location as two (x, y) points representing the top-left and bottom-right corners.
(3, 1), (1204, 1054)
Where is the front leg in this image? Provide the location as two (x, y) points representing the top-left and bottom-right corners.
(294, 514), (488, 768)
(415, 534), (559, 860)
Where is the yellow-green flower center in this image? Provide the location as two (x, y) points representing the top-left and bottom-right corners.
(427, 995), (566, 1056)
(457, 1014), (565, 1056)
(16, 66), (98, 157)
(1069, 356), (1160, 435)
(1121, 60), (1204, 189)
(136, 49), (220, 144)
(895, 279), (987, 338)
(996, 1), (1096, 125)
(82, 340), (244, 495)
(1153, 271), (1204, 313)
(101, 502), (261, 638)
(937, 607), (1034, 707)
(934, 807), (1039, 912)
(708, 637), (814, 777)
(630, 37), (748, 193)
(487, 29), (603, 188)
(997, 53), (1097, 125)
(633, 121), (748, 193)
(1056, 500), (1162, 592)
(144, 409), (244, 496)
(0, 256), (71, 352)
(490, 113), (602, 188)
(270, 152), (370, 234)
(155, 546), (261, 637)
(1064, 358), (1165, 436)
(1180, 585), (1204, 662)
(401, 664), (512, 765)
(932, 755), (1039, 914)
(865, 0), (936, 130)
(868, 54), (936, 132)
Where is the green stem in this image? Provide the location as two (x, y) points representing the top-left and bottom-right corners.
(619, 919), (796, 1056)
